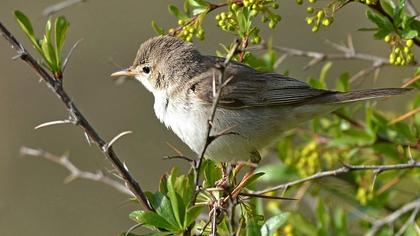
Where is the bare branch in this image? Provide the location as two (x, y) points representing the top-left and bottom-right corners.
(42, 0), (87, 16)
(20, 146), (133, 196)
(0, 21), (152, 211)
(366, 197), (420, 236)
(252, 161), (420, 195)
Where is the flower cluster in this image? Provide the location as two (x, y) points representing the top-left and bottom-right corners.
(215, 11), (237, 31)
(170, 19), (205, 42)
(305, 9), (333, 32)
(296, 141), (320, 177)
(385, 35), (414, 66)
(215, 0), (281, 45)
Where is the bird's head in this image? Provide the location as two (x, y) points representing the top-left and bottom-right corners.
(111, 35), (202, 95)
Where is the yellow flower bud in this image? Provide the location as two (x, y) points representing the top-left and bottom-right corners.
(317, 10), (325, 18)
(406, 39), (414, 48)
(322, 18), (331, 26)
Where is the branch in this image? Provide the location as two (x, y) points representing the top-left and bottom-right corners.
(0, 21), (153, 211)
(366, 197), (420, 236)
(252, 161), (420, 195)
(248, 36), (418, 82)
(20, 146), (133, 196)
(193, 40), (241, 198)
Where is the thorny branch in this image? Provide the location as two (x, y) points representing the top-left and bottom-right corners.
(20, 147), (133, 196)
(0, 22), (153, 211)
(193, 40), (241, 196)
(252, 161), (420, 195)
(366, 197), (420, 236)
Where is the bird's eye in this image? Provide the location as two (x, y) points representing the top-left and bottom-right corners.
(142, 66), (150, 74)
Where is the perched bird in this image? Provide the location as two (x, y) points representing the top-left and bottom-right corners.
(111, 35), (409, 163)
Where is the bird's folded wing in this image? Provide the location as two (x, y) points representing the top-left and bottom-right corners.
(191, 62), (334, 109)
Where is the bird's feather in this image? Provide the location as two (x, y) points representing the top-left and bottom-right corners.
(188, 57), (410, 109)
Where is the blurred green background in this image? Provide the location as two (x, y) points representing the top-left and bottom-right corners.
(0, 0), (417, 235)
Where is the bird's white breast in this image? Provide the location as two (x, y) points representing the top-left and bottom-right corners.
(153, 92), (207, 154)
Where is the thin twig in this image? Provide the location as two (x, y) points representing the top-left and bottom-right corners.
(192, 40), (241, 201)
(252, 161), (420, 195)
(402, 74), (420, 88)
(388, 107), (420, 125)
(395, 207), (419, 236)
(20, 146), (133, 196)
(0, 21), (153, 211)
(366, 197), (420, 236)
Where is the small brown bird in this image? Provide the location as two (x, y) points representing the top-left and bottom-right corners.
(112, 36), (410, 163)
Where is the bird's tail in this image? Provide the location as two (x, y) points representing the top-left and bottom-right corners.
(307, 88), (412, 105)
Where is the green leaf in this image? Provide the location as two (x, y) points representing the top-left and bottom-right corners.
(316, 200), (330, 235)
(45, 18), (52, 45)
(129, 210), (176, 231)
(159, 174), (168, 194)
(167, 170), (185, 228)
(151, 21), (165, 35)
(40, 36), (54, 70)
(188, 0), (209, 14)
(332, 208), (348, 236)
(54, 16), (69, 66)
(372, 143), (399, 160)
(393, 0), (406, 26)
(336, 72), (349, 92)
(244, 172), (265, 188)
(401, 29), (418, 39)
(329, 128), (376, 146)
(202, 159), (222, 187)
(14, 11), (42, 53)
(147, 192), (180, 231)
(256, 164), (289, 182)
(246, 216), (261, 236)
(366, 9), (394, 39)
(168, 5), (186, 19)
(379, 0), (396, 17)
(184, 206), (203, 227)
(410, 20), (420, 34)
(320, 62), (332, 84)
(260, 213), (289, 236)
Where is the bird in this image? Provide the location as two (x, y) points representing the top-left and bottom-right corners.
(111, 35), (410, 164)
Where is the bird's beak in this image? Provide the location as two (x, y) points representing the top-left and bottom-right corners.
(110, 68), (138, 78)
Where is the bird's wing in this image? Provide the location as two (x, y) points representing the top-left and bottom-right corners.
(189, 61), (334, 109)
